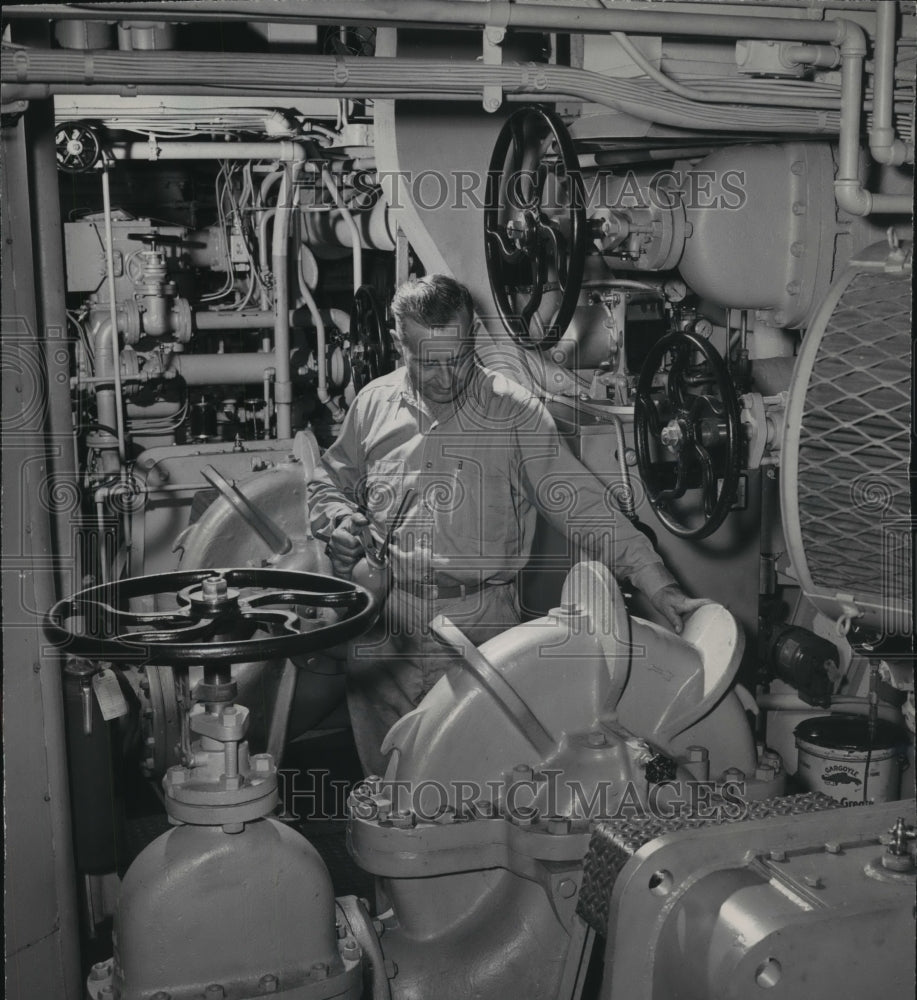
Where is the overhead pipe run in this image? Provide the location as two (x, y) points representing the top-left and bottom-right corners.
(3, 8), (910, 219)
(0, 1), (891, 40)
(830, 18), (912, 216)
(870, 1), (914, 166)
(114, 139), (307, 162)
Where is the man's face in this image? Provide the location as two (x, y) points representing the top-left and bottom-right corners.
(396, 312), (476, 405)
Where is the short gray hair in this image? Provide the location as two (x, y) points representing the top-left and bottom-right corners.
(390, 274), (474, 332)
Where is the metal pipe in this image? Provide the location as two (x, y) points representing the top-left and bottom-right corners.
(114, 139), (306, 162)
(0, 2), (865, 41)
(272, 162), (303, 438)
(258, 208), (275, 306)
(166, 352), (288, 385)
(100, 164), (127, 467)
(297, 267), (331, 406)
(89, 317), (124, 474)
(28, 99), (79, 599)
(834, 20), (913, 215)
(0, 57), (846, 133)
(291, 179), (335, 414)
(871, 1), (913, 165)
(257, 170), (284, 309)
(321, 166), (363, 292)
(194, 309), (275, 330)
(263, 367), (274, 438)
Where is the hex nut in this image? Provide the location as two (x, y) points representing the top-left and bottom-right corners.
(391, 810), (415, 829)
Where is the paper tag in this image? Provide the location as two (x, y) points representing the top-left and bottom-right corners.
(92, 668), (129, 721)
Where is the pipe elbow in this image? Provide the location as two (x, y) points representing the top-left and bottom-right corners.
(833, 178), (872, 217)
(869, 136), (913, 167)
(833, 18), (867, 57)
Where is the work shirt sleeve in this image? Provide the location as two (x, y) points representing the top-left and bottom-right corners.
(515, 396), (676, 599)
(305, 400), (366, 542)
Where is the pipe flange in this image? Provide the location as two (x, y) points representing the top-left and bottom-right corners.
(119, 298), (143, 345)
(171, 297), (193, 343)
(163, 750), (278, 826)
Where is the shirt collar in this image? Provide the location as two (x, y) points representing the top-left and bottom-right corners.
(398, 363), (484, 421)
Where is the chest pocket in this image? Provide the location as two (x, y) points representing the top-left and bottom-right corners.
(445, 449), (512, 548)
(360, 457), (406, 522)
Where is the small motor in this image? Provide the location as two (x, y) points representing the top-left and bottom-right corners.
(767, 625), (840, 707)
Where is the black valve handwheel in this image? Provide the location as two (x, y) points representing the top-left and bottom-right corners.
(484, 106), (586, 350)
(55, 122), (102, 174)
(349, 284), (394, 391)
(633, 332), (742, 540)
(45, 568), (379, 665)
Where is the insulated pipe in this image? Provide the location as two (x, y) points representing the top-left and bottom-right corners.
(272, 162), (303, 438)
(871, 1), (913, 166)
(194, 310), (275, 330)
(256, 170), (283, 310)
(0, 2), (877, 41)
(291, 177), (333, 412)
(0, 57), (845, 133)
(166, 352), (287, 385)
(258, 207), (276, 310)
(89, 317), (124, 474)
(100, 164), (127, 467)
(114, 139), (306, 162)
(321, 167), (363, 292)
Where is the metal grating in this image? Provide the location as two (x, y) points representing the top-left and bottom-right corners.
(797, 272), (911, 608)
(577, 792), (842, 936)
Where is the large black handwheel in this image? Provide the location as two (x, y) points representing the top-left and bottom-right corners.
(633, 332), (742, 540)
(55, 121), (102, 173)
(349, 284), (394, 391)
(45, 568), (379, 665)
(484, 106), (586, 350)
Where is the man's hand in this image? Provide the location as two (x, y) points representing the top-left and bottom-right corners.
(328, 512), (370, 578)
(650, 584), (709, 635)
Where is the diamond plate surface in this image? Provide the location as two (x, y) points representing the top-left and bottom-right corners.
(797, 272), (911, 608)
(576, 792), (842, 936)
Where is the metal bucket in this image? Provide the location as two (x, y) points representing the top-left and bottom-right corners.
(794, 714), (904, 803)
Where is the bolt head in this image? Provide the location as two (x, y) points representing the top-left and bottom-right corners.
(391, 810), (416, 829)
(251, 753), (273, 773)
(558, 878), (577, 898)
(202, 575), (228, 599)
(586, 731), (607, 748)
